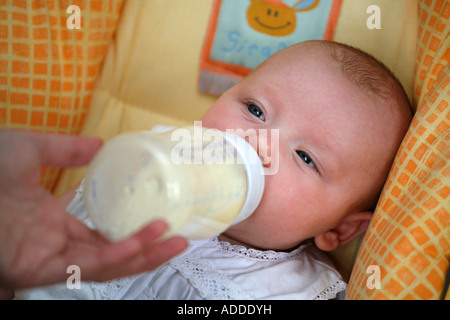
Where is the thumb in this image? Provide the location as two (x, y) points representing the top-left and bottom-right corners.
(31, 131), (103, 168)
(0, 130), (102, 194)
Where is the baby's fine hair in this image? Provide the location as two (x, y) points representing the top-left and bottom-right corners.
(319, 41), (413, 115)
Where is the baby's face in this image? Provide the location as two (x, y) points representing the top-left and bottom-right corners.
(201, 43), (403, 250)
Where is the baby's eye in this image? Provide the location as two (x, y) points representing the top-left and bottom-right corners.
(296, 151), (317, 171)
(247, 104), (265, 121)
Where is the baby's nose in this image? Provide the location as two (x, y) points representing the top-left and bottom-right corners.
(241, 131), (272, 168)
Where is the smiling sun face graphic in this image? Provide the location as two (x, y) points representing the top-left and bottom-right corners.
(246, 0), (320, 37)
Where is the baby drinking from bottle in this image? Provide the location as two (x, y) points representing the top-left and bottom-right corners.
(15, 40), (412, 300)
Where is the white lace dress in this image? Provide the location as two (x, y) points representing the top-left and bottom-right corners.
(15, 236), (346, 300)
(15, 182), (346, 300)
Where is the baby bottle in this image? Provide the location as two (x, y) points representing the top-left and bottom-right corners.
(82, 124), (265, 242)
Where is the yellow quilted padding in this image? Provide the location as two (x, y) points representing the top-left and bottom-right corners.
(346, 0), (449, 299)
(0, 0), (123, 190)
(53, 0), (218, 195)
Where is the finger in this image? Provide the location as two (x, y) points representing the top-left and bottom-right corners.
(80, 221), (188, 282)
(142, 235), (188, 267)
(73, 220), (169, 278)
(89, 235), (188, 282)
(66, 214), (110, 245)
(31, 132), (103, 168)
(0, 287), (14, 300)
(94, 220), (171, 265)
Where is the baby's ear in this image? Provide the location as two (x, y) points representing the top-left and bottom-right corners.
(314, 211), (373, 251)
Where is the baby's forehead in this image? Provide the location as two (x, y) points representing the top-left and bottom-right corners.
(252, 45), (366, 99)
(266, 43), (403, 112)
(253, 43), (345, 85)
(270, 41), (335, 64)
(247, 41), (409, 121)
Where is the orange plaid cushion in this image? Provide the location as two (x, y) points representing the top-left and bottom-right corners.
(346, 0), (449, 300)
(0, 0), (123, 190)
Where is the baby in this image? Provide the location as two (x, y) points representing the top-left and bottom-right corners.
(15, 40), (412, 300)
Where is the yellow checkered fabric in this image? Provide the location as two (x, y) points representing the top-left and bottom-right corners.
(0, 0), (123, 190)
(346, 0), (449, 299)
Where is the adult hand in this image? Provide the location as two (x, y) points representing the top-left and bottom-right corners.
(0, 130), (188, 296)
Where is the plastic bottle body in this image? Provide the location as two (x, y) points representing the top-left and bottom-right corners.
(83, 126), (264, 242)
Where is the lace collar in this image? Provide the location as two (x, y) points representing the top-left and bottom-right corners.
(207, 236), (311, 261)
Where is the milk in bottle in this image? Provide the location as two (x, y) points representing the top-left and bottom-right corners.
(83, 125), (265, 241)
